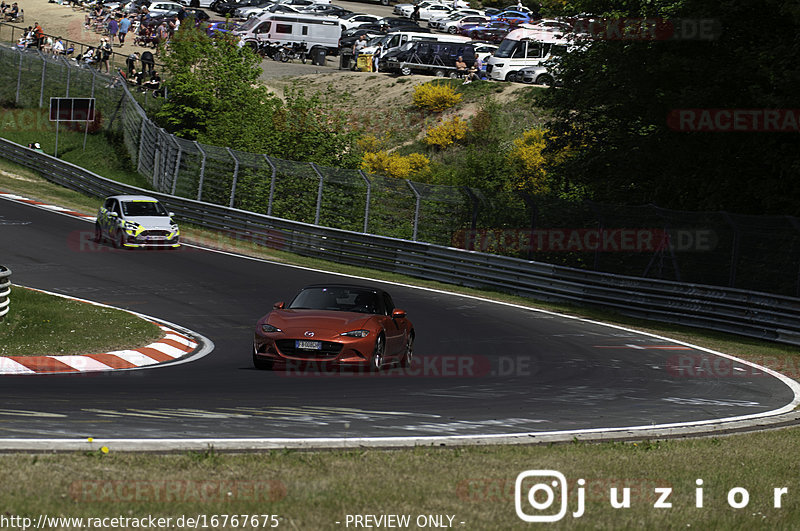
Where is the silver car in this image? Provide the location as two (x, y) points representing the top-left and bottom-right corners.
(95, 195), (180, 249)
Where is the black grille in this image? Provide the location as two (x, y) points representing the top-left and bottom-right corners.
(276, 340), (344, 359)
(140, 230), (172, 238)
(486, 64), (493, 73)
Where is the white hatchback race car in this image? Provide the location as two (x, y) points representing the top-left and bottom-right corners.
(95, 195), (180, 249)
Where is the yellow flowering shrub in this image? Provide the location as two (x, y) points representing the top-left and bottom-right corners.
(412, 82), (462, 112)
(424, 116), (469, 149)
(506, 128), (550, 195)
(360, 151), (430, 179)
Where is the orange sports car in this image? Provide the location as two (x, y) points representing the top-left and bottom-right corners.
(253, 284), (414, 371)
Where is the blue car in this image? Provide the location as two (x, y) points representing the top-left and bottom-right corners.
(489, 10), (535, 25)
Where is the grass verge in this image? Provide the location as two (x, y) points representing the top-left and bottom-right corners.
(3, 433), (800, 528)
(0, 286), (162, 357)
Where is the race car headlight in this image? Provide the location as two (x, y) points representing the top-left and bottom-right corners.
(261, 323), (282, 333)
(340, 329), (370, 338)
(124, 222), (143, 236)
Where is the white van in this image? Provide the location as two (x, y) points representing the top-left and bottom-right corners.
(360, 31), (470, 58)
(233, 14), (342, 54)
(485, 29), (570, 82)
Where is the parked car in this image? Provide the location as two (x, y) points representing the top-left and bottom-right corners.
(95, 195), (180, 249)
(339, 13), (383, 31)
(177, 0), (214, 8)
(489, 10), (535, 25)
(460, 21), (513, 42)
(206, 20), (239, 36)
(468, 41), (498, 60)
(339, 27), (386, 50)
(253, 284), (414, 371)
(300, 4), (352, 17)
(232, 0), (273, 18)
(519, 63), (559, 86)
(431, 14), (488, 34)
(146, 1), (184, 16)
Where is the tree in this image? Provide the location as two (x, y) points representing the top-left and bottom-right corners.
(541, 0), (800, 215)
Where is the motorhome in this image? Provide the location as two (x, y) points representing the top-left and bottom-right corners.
(485, 28), (570, 82)
(233, 13), (341, 54)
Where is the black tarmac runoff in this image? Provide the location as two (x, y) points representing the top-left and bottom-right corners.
(0, 197), (795, 441)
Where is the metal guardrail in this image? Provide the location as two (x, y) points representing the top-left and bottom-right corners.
(2, 136), (800, 346)
(0, 266), (10, 320)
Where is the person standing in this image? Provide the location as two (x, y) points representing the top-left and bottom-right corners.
(107, 16), (118, 45)
(32, 22), (44, 49)
(118, 15), (131, 45)
(125, 51), (139, 77)
(99, 37), (112, 72)
(411, 5), (420, 23)
(372, 44), (381, 73)
(140, 49), (155, 75)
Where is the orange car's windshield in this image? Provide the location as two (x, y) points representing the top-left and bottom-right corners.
(289, 287), (380, 314)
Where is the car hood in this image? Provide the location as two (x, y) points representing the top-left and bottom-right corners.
(267, 310), (372, 333)
(124, 215), (176, 230)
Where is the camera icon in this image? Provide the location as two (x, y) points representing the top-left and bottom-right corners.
(515, 470), (568, 522)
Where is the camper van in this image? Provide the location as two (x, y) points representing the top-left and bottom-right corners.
(485, 28), (570, 82)
(233, 13), (341, 54)
(360, 31), (470, 59)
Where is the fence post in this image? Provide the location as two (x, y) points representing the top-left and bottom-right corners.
(264, 155), (276, 216)
(359, 170), (371, 234)
(227, 147), (239, 209)
(195, 141), (206, 201)
(170, 135), (182, 196)
(63, 56), (71, 97)
(309, 162), (324, 226)
(406, 179), (421, 241)
(0, 266), (10, 321)
(15, 49), (23, 105)
(38, 50), (46, 108)
(136, 118), (147, 174)
(786, 215), (800, 297)
(721, 212), (740, 288)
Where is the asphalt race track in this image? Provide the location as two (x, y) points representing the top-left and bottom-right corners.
(0, 196), (797, 445)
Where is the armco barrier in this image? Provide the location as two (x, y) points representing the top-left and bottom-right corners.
(2, 137), (800, 346)
(0, 266), (10, 320)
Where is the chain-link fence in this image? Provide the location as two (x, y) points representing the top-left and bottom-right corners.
(2, 44), (799, 296)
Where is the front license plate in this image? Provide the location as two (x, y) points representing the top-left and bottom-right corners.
(147, 236), (166, 241)
(296, 340), (322, 350)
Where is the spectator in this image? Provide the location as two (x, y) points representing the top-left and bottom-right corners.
(411, 5), (420, 23)
(140, 50), (155, 74)
(455, 56), (468, 77)
(352, 34), (367, 69)
(107, 16), (118, 45)
(27, 142), (44, 153)
(372, 44), (381, 73)
(126, 51), (139, 77)
(118, 15), (131, 44)
(52, 36), (65, 57)
(99, 37), (112, 72)
(464, 58), (482, 84)
(32, 22), (44, 49)
(155, 21), (169, 46)
(133, 69), (145, 86)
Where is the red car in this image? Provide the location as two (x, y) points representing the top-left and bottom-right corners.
(253, 284), (414, 371)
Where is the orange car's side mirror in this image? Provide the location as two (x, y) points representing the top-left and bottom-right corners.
(392, 309), (406, 319)
(273, 301), (285, 309)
